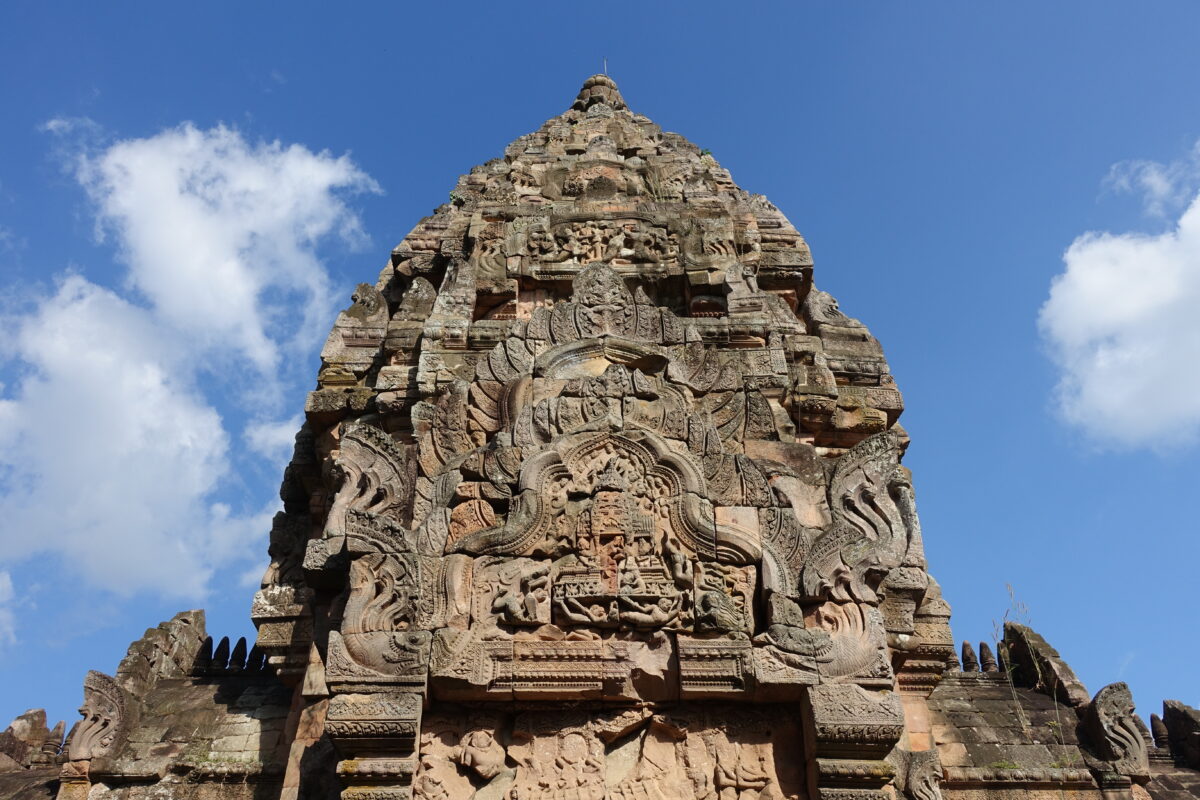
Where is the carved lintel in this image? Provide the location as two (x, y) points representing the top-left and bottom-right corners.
(677, 635), (754, 699)
(814, 791), (891, 800)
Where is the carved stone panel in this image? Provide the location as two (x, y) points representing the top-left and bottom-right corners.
(410, 706), (807, 800)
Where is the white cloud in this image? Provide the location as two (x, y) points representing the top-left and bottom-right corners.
(0, 572), (15, 645)
(1041, 146), (1200, 448)
(74, 123), (379, 373)
(1106, 140), (1200, 219)
(245, 414), (303, 468)
(0, 276), (231, 597)
(0, 124), (378, 605)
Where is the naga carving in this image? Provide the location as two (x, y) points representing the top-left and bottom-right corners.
(67, 671), (126, 762)
(1083, 682), (1151, 784)
(889, 749), (944, 800)
(801, 431), (925, 605)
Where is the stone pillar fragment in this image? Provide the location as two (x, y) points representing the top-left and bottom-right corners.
(326, 692), (423, 800)
(803, 683), (906, 800)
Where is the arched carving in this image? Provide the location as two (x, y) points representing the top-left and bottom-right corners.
(448, 430), (731, 564)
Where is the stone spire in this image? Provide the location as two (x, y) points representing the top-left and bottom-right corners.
(246, 71), (936, 800)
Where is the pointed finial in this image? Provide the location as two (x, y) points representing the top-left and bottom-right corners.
(945, 647), (961, 673)
(247, 645), (266, 673)
(229, 636), (247, 673)
(603, 57), (608, 76)
(573, 74), (626, 111)
(961, 641), (979, 672)
(1151, 713), (1169, 749)
(213, 636), (231, 672)
(193, 635), (214, 675)
(979, 642), (998, 672)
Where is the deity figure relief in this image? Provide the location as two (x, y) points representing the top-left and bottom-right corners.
(490, 561), (551, 626)
(456, 728), (509, 781)
(714, 742), (782, 800)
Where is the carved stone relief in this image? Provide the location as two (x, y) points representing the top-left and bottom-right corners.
(1083, 682), (1151, 784)
(66, 672), (126, 762)
(409, 706), (806, 800)
(244, 74), (941, 800)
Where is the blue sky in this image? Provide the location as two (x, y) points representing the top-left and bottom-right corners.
(2, 3), (1199, 729)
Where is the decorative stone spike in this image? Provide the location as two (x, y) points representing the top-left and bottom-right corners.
(1151, 713), (1170, 749)
(997, 642), (1009, 675)
(228, 636), (247, 673)
(211, 636), (230, 672)
(944, 647), (961, 673)
(192, 635), (213, 675)
(979, 641), (998, 672)
(961, 641), (979, 672)
(246, 644), (265, 672)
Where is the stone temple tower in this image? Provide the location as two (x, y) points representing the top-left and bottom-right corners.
(259, 71), (939, 798)
(5, 75), (1199, 800)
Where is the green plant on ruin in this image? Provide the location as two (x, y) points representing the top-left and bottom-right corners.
(1049, 754), (1081, 769)
(993, 582), (1074, 783)
(993, 583), (1034, 739)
